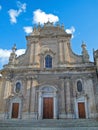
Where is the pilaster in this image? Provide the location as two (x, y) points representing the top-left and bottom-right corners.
(26, 76), (38, 119)
(59, 78), (66, 118)
(29, 39), (39, 66)
(58, 40), (64, 64)
(38, 92), (42, 119)
(65, 77), (73, 118)
(54, 92), (58, 119)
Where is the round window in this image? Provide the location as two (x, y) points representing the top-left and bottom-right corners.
(77, 81), (82, 92)
(15, 82), (21, 93)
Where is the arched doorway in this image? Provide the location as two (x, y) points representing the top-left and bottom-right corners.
(74, 96), (88, 119)
(38, 86), (58, 119)
(8, 96), (22, 119)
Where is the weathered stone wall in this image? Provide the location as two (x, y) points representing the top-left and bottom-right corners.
(0, 22), (98, 119)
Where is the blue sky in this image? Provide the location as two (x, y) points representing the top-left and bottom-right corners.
(0, 0), (98, 69)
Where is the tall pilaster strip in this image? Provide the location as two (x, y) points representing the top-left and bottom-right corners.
(60, 79), (66, 114)
(38, 92), (42, 119)
(30, 79), (37, 113)
(4, 81), (11, 99)
(63, 42), (66, 62)
(65, 78), (71, 117)
(65, 41), (71, 62)
(54, 92), (57, 119)
(59, 42), (63, 63)
(29, 43), (34, 65)
(33, 43), (36, 64)
(62, 42), (65, 63)
(58, 42), (60, 63)
(34, 42), (39, 65)
(26, 79), (31, 113)
(29, 78), (32, 113)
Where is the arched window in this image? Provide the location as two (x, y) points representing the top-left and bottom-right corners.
(15, 82), (21, 93)
(45, 55), (52, 68)
(77, 80), (82, 92)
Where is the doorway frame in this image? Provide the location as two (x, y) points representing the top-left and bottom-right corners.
(38, 85), (58, 119)
(74, 96), (89, 119)
(9, 97), (22, 119)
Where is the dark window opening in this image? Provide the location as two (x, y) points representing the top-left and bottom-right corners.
(15, 82), (21, 93)
(45, 55), (52, 68)
(77, 81), (82, 92)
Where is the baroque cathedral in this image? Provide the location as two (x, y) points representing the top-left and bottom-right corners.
(0, 21), (98, 120)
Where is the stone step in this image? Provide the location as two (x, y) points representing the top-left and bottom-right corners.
(0, 127), (98, 130)
(0, 119), (98, 130)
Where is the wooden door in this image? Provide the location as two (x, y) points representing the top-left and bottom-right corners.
(78, 102), (86, 118)
(43, 97), (53, 119)
(12, 103), (19, 118)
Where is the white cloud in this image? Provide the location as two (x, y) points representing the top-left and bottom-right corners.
(23, 26), (33, 34)
(0, 49), (11, 69)
(0, 5), (2, 10)
(8, 1), (26, 24)
(0, 48), (25, 69)
(33, 9), (59, 25)
(8, 9), (19, 23)
(17, 1), (26, 12)
(66, 26), (75, 38)
(0, 49), (11, 58)
(16, 49), (25, 56)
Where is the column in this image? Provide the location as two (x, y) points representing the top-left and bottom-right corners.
(38, 92), (42, 119)
(65, 78), (72, 118)
(57, 42), (60, 64)
(31, 84), (36, 112)
(33, 43), (36, 64)
(34, 42), (40, 65)
(64, 41), (71, 62)
(54, 92), (57, 119)
(29, 43), (34, 65)
(4, 80), (11, 119)
(74, 98), (78, 118)
(29, 78), (32, 114)
(59, 40), (63, 63)
(30, 79), (37, 119)
(64, 42), (67, 62)
(62, 42), (65, 63)
(59, 78), (66, 118)
(26, 79), (31, 113)
(26, 77), (34, 119)
(30, 83), (34, 112)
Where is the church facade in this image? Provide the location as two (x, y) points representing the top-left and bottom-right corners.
(0, 22), (98, 120)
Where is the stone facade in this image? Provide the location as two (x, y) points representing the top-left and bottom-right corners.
(0, 21), (98, 120)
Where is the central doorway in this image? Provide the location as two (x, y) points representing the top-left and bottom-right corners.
(78, 102), (86, 118)
(43, 97), (53, 119)
(11, 103), (19, 118)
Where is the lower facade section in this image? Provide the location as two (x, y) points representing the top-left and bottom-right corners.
(1, 84), (98, 120)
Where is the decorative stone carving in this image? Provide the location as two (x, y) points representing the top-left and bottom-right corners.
(9, 44), (17, 65)
(0, 22), (98, 120)
(81, 42), (89, 62)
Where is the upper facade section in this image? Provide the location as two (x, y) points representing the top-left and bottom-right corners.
(29, 21), (71, 38)
(3, 22), (91, 70)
